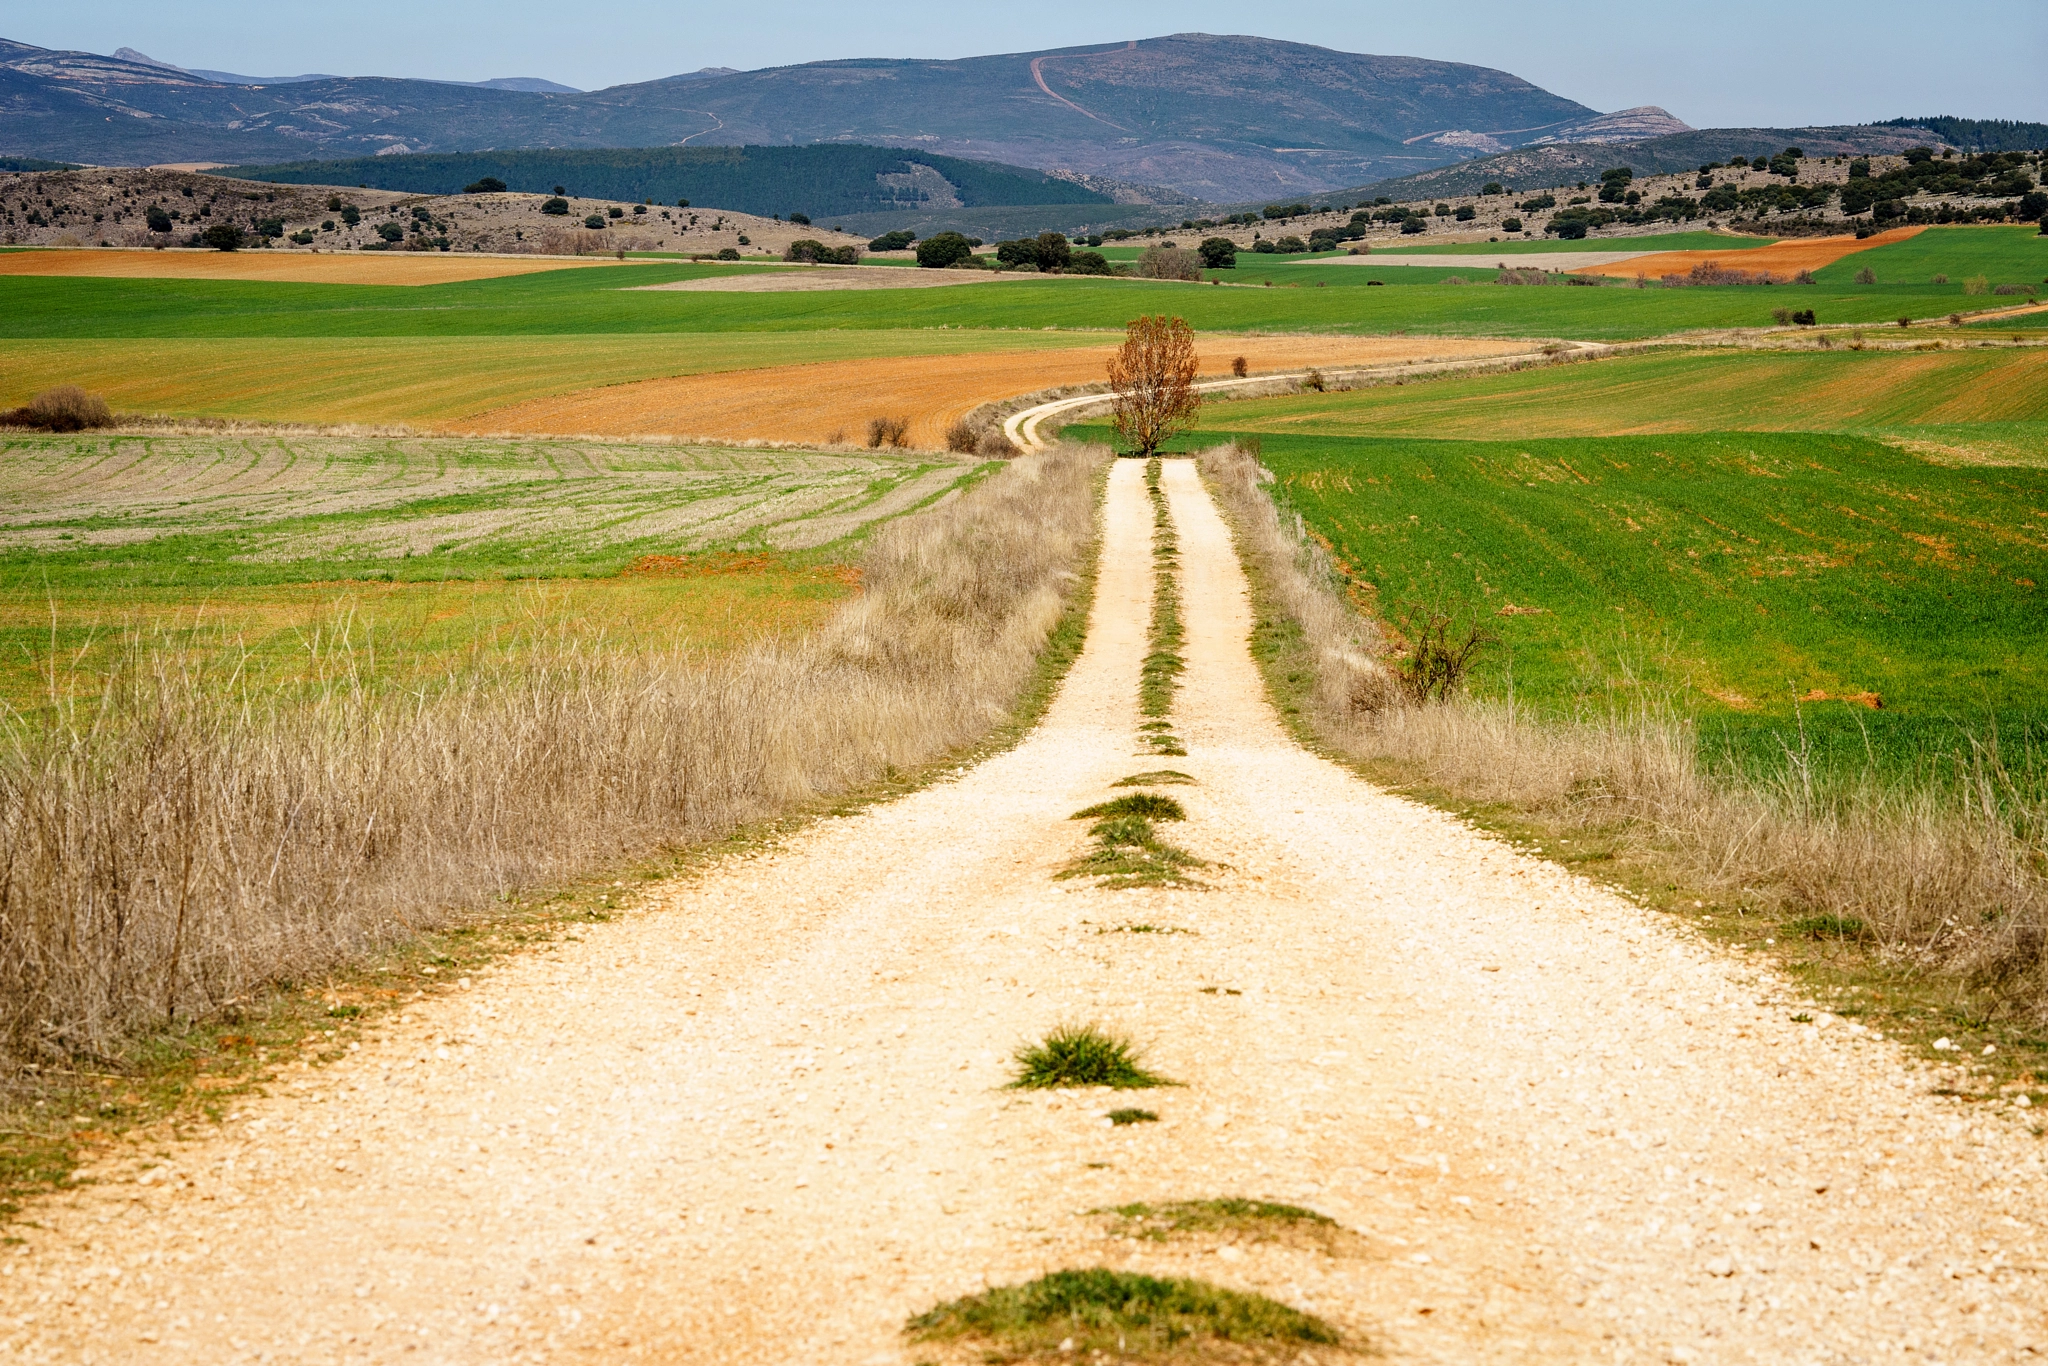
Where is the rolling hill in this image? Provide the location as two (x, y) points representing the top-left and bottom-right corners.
(221, 144), (1113, 221)
(1, 32), (1633, 201)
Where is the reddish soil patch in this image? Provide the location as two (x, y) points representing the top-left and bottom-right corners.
(1584, 227), (1926, 279)
(454, 336), (1531, 448)
(0, 248), (626, 286)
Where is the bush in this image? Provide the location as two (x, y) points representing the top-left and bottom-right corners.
(788, 212), (810, 225)
(201, 223), (244, 251)
(1549, 217), (1589, 240)
(976, 428), (1020, 458)
(289, 229), (315, 245)
(1519, 193), (1556, 212)
(1136, 245), (1201, 280)
(582, 214), (606, 229)
(1251, 239), (1277, 253)
(340, 204), (361, 227)
(1197, 237), (1237, 269)
(1231, 356), (1248, 377)
(867, 229), (915, 252)
(1482, 181), (1504, 195)
(1067, 249), (1112, 275)
(1501, 216), (1523, 233)
(144, 205), (172, 234)
(0, 385), (116, 432)
(915, 232), (973, 269)
(463, 177), (507, 194)
(867, 415), (911, 448)
(1273, 235), (1307, 253)
(540, 197), (570, 216)
(783, 239), (857, 264)
(1400, 218), (1425, 235)
(1454, 205), (1476, 221)
(256, 217), (285, 239)
(1034, 231), (1071, 273)
(944, 419), (981, 453)
(1854, 266), (1877, 285)
(374, 222), (404, 243)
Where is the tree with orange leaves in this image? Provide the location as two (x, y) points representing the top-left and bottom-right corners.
(1107, 314), (1201, 456)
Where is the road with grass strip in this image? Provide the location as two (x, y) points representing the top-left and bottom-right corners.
(6, 461), (2045, 1363)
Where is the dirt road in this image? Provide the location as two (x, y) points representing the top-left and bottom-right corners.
(4, 460), (2045, 1364)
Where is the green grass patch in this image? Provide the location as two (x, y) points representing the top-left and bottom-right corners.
(1141, 457), (1186, 725)
(1115, 769), (1197, 786)
(1072, 793), (1187, 821)
(1061, 813), (1206, 888)
(1106, 1107), (1159, 1125)
(905, 1268), (1342, 1361)
(1009, 1023), (1175, 1090)
(1096, 1198), (1347, 1247)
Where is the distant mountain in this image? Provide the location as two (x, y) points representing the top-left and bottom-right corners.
(0, 33), (1610, 200)
(108, 46), (578, 93)
(223, 144), (1114, 219)
(1873, 116), (2048, 153)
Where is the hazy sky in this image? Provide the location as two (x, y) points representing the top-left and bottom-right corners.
(14, 0), (2046, 127)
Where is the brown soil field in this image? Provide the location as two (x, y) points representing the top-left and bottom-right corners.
(1586, 225), (1926, 278)
(455, 335), (1532, 447)
(0, 248), (630, 286)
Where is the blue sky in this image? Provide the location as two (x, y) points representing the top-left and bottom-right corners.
(13, 0), (2046, 127)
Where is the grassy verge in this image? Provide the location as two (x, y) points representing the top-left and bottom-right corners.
(0, 445), (1112, 1222)
(1201, 442), (2048, 1124)
(1139, 457), (1187, 757)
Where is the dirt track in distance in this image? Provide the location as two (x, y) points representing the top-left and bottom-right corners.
(5, 457), (2045, 1364)
(453, 335), (1531, 448)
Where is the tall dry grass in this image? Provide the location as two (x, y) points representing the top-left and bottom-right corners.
(0, 446), (1103, 1064)
(1202, 442), (2048, 1022)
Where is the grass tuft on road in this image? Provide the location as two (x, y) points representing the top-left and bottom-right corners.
(1095, 1199), (1358, 1253)
(905, 1267), (1342, 1361)
(1072, 793), (1186, 821)
(1010, 1023), (1175, 1090)
(1059, 813), (1206, 888)
(1115, 770), (1196, 786)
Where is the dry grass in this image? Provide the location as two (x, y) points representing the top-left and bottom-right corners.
(0, 446), (1103, 1065)
(1202, 442), (2048, 1024)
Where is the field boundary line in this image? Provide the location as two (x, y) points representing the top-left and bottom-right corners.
(1004, 344), (1603, 450)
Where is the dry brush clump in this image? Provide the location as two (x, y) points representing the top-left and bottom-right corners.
(0, 446), (1104, 1065)
(0, 385), (116, 432)
(1201, 442), (2048, 1022)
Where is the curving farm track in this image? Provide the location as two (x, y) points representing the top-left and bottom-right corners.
(4, 462), (2045, 1365)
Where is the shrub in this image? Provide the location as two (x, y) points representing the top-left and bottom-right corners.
(1854, 266), (1877, 285)
(1273, 235), (1307, 253)
(1483, 181), (1503, 195)
(788, 212), (810, 225)
(866, 415), (910, 448)
(200, 223), (244, 251)
(1231, 355), (1249, 378)
(340, 204), (361, 227)
(0, 385), (115, 432)
(1067, 249), (1112, 275)
(1135, 245), (1201, 280)
(1197, 236), (1236, 269)
(1251, 238), (1277, 253)
(783, 238), (856, 264)
(1454, 204), (1476, 221)
(256, 217), (285, 239)
(867, 229), (915, 252)
(1963, 274), (1989, 295)
(540, 197), (570, 216)
(1772, 306), (1793, 325)
(1400, 218), (1425, 234)
(915, 231), (973, 269)
(976, 429), (1020, 458)
(1550, 217), (1589, 239)
(1793, 309), (1816, 325)
(289, 229), (314, 245)
(1034, 231), (1071, 273)
(1519, 193), (1556, 212)
(943, 419), (980, 453)
(463, 177), (507, 194)
(1393, 601), (1497, 703)
(715, 246), (740, 260)
(376, 222), (405, 243)
(583, 214), (607, 229)
(1502, 216), (1523, 232)
(144, 205), (172, 234)
(1300, 368), (1326, 393)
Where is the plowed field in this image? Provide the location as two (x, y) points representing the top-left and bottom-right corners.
(0, 248), (626, 286)
(1587, 226), (1925, 279)
(455, 335), (1532, 446)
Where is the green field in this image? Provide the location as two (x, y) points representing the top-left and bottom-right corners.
(1205, 429), (2045, 780)
(4, 225), (2042, 345)
(0, 433), (973, 708)
(1181, 345), (2048, 453)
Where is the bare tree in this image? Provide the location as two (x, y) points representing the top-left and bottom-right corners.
(1108, 315), (1201, 456)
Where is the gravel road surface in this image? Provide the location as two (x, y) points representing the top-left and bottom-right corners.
(3, 459), (2043, 1365)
